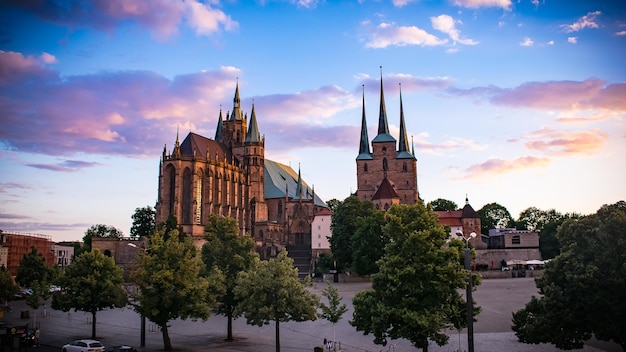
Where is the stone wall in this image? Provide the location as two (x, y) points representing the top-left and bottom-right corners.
(475, 248), (542, 268)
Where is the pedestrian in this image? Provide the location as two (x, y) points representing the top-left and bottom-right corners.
(34, 328), (40, 347)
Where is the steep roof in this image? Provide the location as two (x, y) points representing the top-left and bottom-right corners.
(372, 68), (396, 144)
(372, 177), (400, 201)
(264, 159), (327, 207)
(180, 132), (232, 162)
(357, 86), (373, 160)
(245, 104), (260, 143)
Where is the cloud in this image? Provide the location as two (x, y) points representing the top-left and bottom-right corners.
(392, 0), (418, 7)
(0, 220), (92, 233)
(357, 73), (452, 94)
(561, 11), (601, 33)
(522, 128), (608, 155)
(431, 14), (479, 45)
(0, 183), (31, 193)
(415, 135), (488, 155)
(26, 160), (102, 172)
(452, 0), (512, 10)
(617, 30), (626, 36)
(363, 21), (448, 48)
(568, 37), (578, 44)
(3, 0), (238, 40)
(520, 37), (534, 46)
(459, 156), (551, 179)
(0, 50), (58, 85)
(40, 52), (58, 64)
(0, 212), (31, 220)
(449, 79), (626, 112)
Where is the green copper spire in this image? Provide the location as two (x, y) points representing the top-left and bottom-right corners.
(215, 109), (223, 141)
(245, 103), (260, 143)
(398, 83), (409, 153)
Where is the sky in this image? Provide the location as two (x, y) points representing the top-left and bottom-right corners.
(0, 0), (625, 243)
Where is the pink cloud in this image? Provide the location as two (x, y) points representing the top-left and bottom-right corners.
(363, 21), (447, 48)
(452, 0), (512, 10)
(561, 11), (601, 33)
(450, 79), (626, 112)
(0, 50), (58, 85)
(523, 128), (608, 155)
(461, 156), (551, 179)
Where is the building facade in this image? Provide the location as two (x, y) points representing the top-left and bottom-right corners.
(435, 197), (485, 248)
(355, 74), (419, 209)
(0, 232), (55, 277)
(155, 83), (327, 268)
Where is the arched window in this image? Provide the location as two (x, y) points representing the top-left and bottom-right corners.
(182, 168), (193, 224)
(402, 162), (407, 172)
(364, 163), (368, 172)
(382, 146), (387, 154)
(166, 165), (176, 216)
(278, 200), (283, 219)
(383, 158), (388, 171)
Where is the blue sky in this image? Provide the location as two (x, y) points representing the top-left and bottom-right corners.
(1, 0), (625, 242)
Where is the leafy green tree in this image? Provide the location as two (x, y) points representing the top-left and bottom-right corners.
(234, 250), (319, 352)
(512, 201), (626, 351)
(329, 196), (376, 270)
(478, 202), (515, 235)
(319, 282), (348, 347)
(130, 205), (156, 240)
(517, 207), (580, 259)
(351, 209), (387, 276)
(52, 249), (127, 339)
(429, 198), (458, 211)
(326, 198), (341, 213)
(201, 214), (257, 341)
(15, 247), (57, 311)
(131, 229), (222, 351)
(82, 224), (124, 251)
(351, 203), (478, 351)
(0, 266), (18, 304)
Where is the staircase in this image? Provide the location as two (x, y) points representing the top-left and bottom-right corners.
(286, 244), (312, 279)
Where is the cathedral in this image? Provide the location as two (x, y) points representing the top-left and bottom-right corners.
(355, 73), (420, 208)
(155, 83), (327, 266)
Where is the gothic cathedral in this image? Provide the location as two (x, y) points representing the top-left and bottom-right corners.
(356, 73), (420, 208)
(156, 83), (327, 269)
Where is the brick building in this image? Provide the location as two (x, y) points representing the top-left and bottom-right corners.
(435, 197), (485, 249)
(355, 73), (419, 209)
(0, 232), (55, 277)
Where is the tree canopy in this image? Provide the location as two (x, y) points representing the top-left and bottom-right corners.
(478, 202), (515, 235)
(52, 249), (127, 338)
(516, 207), (580, 259)
(351, 203), (478, 351)
(320, 282), (348, 346)
(201, 214), (257, 341)
(329, 196), (376, 271)
(0, 266), (18, 304)
(429, 198), (458, 211)
(131, 229), (222, 351)
(16, 247), (58, 310)
(130, 205), (156, 239)
(512, 201), (626, 351)
(351, 209), (388, 276)
(82, 224), (124, 251)
(234, 250), (319, 352)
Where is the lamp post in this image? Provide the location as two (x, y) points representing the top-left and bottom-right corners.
(127, 242), (147, 347)
(456, 230), (477, 352)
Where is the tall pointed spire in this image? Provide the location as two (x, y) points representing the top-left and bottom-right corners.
(215, 109), (223, 141)
(246, 103), (260, 143)
(296, 164), (303, 201)
(231, 79), (242, 120)
(398, 83), (410, 153)
(378, 66), (389, 135)
(411, 135), (415, 156)
(172, 125), (181, 157)
(357, 85), (372, 159)
(372, 67), (396, 143)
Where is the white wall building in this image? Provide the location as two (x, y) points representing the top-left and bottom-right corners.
(311, 207), (332, 259)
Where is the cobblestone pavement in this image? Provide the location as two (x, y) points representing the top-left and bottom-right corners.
(0, 278), (618, 352)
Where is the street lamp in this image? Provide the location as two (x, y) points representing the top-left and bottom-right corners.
(456, 230), (477, 352)
(127, 242), (147, 347)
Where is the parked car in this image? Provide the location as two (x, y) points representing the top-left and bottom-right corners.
(62, 339), (105, 352)
(105, 346), (138, 352)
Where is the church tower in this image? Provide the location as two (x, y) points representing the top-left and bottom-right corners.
(356, 68), (419, 209)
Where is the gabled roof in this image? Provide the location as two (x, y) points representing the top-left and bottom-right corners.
(180, 132), (232, 162)
(372, 177), (399, 201)
(461, 203), (480, 219)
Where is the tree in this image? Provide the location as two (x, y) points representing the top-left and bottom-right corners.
(319, 282), (348, 347)
(351, 209), (388, 276)
(351, 203), (479, 351)
(326, 198), (341, 213)
(130, 205), (156, 240)
(201, 214), (257, 341)
(234, 250), (319, 352)
(517, 207), (580, 259)
(15, 247), (57, 311)
(0, 266), (18, 304)
(131, 229), (222, 351)
(82, 224), (123, 251)
(429, 198), (458, 211)
(512, 201), (626, 351)
(52, 249), (127, 339)
(329, 196), (376, 270)
(478, 202), (515, 235)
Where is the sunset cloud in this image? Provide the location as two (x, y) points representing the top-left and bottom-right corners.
(452, 0), (512, 10)
(26, 160), (102, 172)
(561, 11), (601, 33)
(3, 0), (238, 40)
(363, 21), (448, 48)
(522, 128), (608, 155)
(460, 156), (551, 179)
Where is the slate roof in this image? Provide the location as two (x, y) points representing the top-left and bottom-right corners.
(372, 177), (400, 201)
(264, 160), (327, 207)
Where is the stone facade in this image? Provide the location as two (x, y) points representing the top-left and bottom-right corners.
(155, 84), (327, 266)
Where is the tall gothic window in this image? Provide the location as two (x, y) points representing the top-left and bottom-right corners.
(195, 172), (203, 224)
(167, 166), (176, 216)
(364, 163), (368, 172)
(182, 168), (193, 224)
(278, 200), (283, 219)
(402, 162), (407, 172)
(383, 158), (388, 171)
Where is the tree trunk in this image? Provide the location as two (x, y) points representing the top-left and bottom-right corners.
(275, 319), (280, 352)
(91, 310), (97, 339)
(162, 323), (172, 351)
(227, 313), (233, 341)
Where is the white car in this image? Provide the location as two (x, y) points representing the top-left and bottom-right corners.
(62, 339), (105, 352)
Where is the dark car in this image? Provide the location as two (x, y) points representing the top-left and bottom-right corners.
(105, 346), (138, 352)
